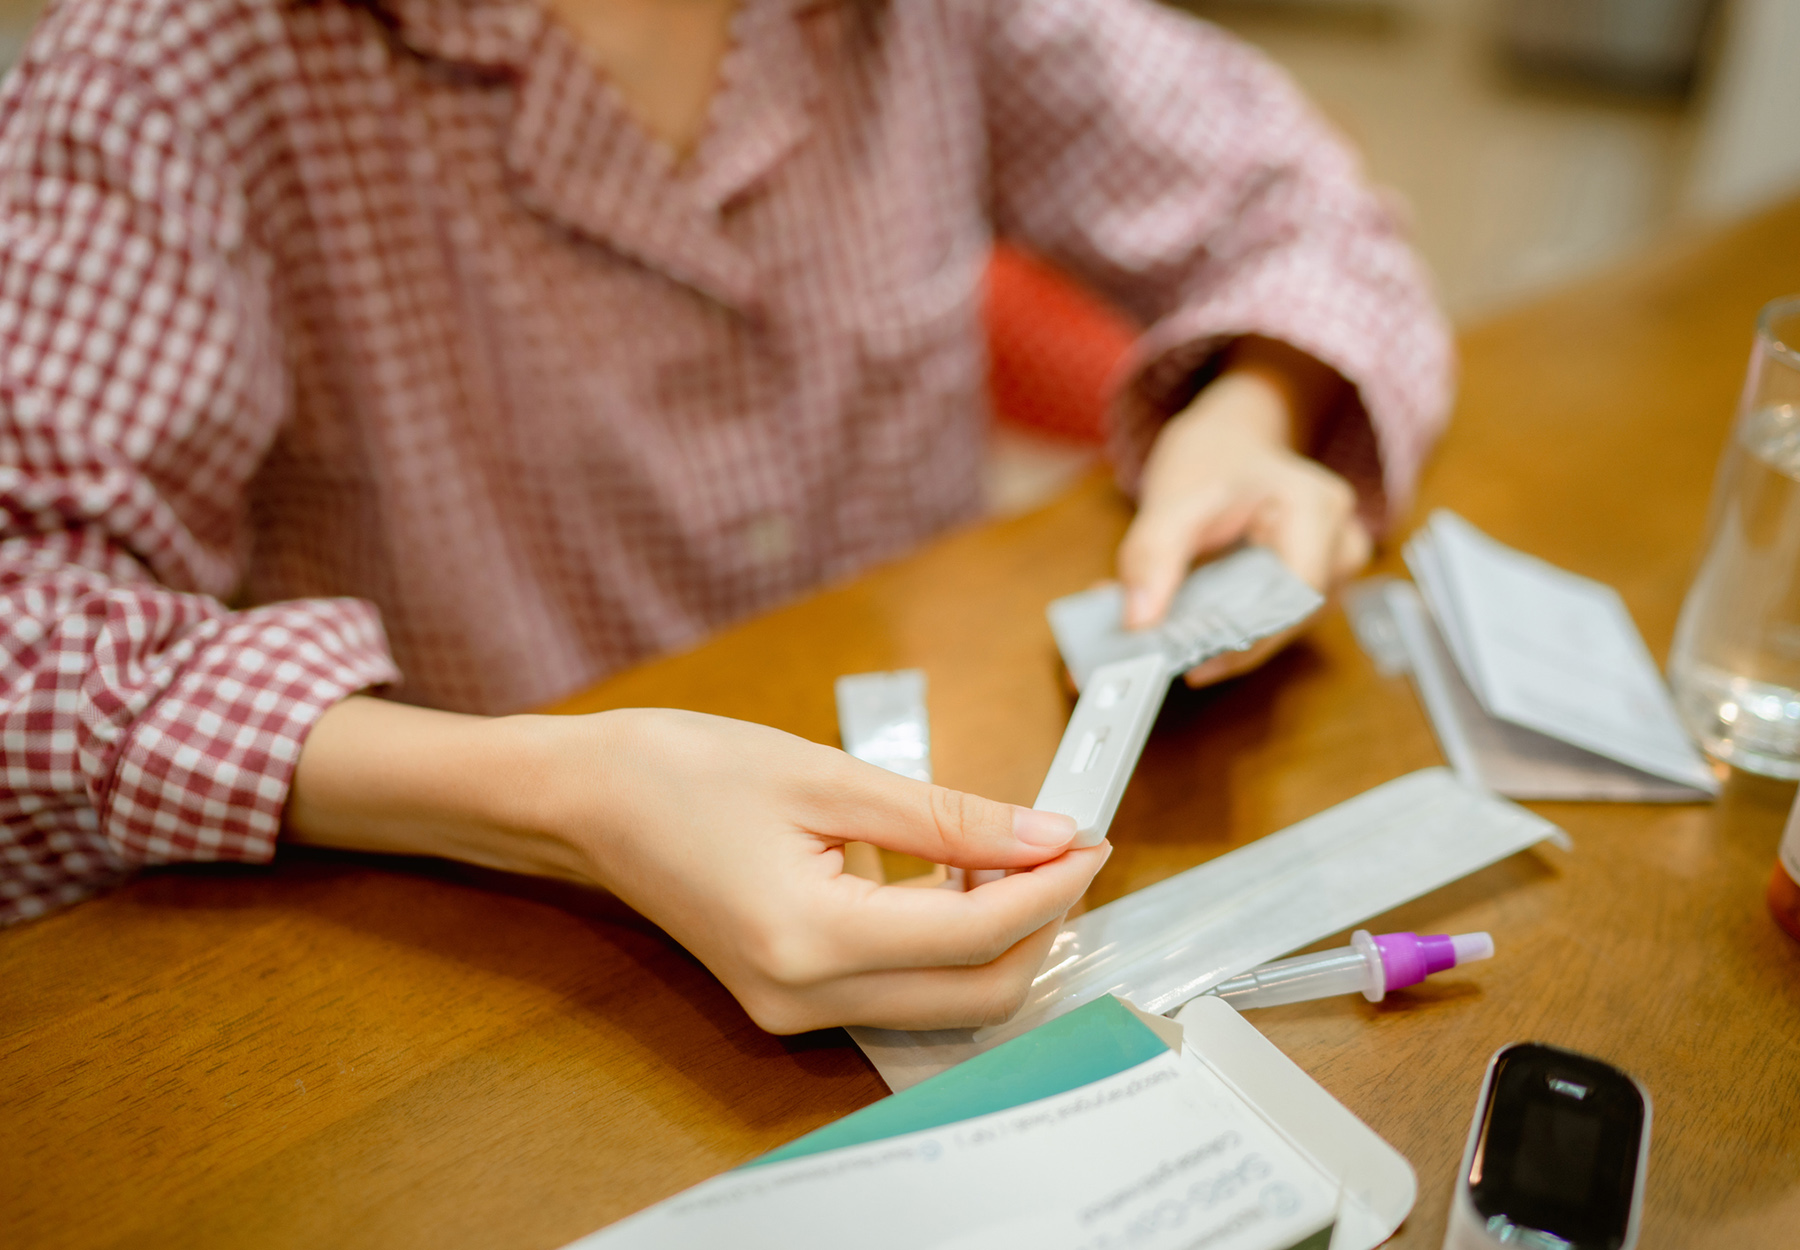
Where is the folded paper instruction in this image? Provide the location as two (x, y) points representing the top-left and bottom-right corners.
(1351, 511), (1718, 801)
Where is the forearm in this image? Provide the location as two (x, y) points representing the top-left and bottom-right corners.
(283, 695), (592, 883)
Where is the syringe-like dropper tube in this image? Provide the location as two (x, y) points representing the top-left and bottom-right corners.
(1206, 929), (1494, 1010)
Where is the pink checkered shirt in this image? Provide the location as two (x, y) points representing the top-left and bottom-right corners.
(0, 0), (1451, 924)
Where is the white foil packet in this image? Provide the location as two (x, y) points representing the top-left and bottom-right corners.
(835, 669), (932, 782)
(1048, 546), (1323, 691)
(850, 768), (1567, 1091)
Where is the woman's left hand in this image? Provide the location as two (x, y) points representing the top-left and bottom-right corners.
(1116, 340), (1372, 687)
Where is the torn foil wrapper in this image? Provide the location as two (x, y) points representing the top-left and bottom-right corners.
(1048, 546), (1324, 691)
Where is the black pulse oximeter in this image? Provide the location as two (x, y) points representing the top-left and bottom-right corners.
(1443, 1042), (1651, 1250)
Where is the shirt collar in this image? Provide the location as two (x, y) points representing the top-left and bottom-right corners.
(367, 0), (832, 312)
(365, 0), (836, 75)
(367, 0), (543, 73)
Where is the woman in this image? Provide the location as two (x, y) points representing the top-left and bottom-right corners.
(0, 0), (1450, 1031)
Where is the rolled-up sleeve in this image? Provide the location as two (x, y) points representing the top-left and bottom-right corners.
(980, 0), (1454, 521)
(0, 44), (397, 926)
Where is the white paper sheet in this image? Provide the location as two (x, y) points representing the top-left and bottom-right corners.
(850, 769), (1566, 1091)
(1402, 511), (1717, 797)
(574, 1047), (1339, 1250)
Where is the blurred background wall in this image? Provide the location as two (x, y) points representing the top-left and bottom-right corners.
(990, 0), (1800, 508)
(1182, 0), (1800, 320)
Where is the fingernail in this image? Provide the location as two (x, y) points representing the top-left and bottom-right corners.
(1013, 808), (1077, 847)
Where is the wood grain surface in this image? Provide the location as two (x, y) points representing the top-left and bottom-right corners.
(7, 201), (1800, 1249)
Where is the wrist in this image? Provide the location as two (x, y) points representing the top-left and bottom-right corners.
(283, 695), (596, 884)
(1214, 335), (1348, 452)
(475, 709), (631, 884)
(1165, 370), (1292, 451)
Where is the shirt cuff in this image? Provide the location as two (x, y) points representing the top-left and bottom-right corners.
(96, 597), (401, 868)
(1106, 242), (1454, 530)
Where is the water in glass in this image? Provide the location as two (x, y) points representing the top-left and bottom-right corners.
(1670, 403), (1800, 776)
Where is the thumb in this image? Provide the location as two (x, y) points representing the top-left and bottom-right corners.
(816, 757), (1078, 869)
(1116, 484), (1246, 628)
(1331, 517), (1374, 586)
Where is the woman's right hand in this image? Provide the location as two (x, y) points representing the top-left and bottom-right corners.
(287, 697), (1108, 1034)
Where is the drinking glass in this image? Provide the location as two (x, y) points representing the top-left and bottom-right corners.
(1669, 295), (1800, 778)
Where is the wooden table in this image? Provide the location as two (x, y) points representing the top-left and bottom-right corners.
(8, 202), (1800, 1250)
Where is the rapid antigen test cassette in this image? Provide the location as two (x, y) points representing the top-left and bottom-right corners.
(1032, 652), (1169, 846)
(1032, 548), (1323, 845)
